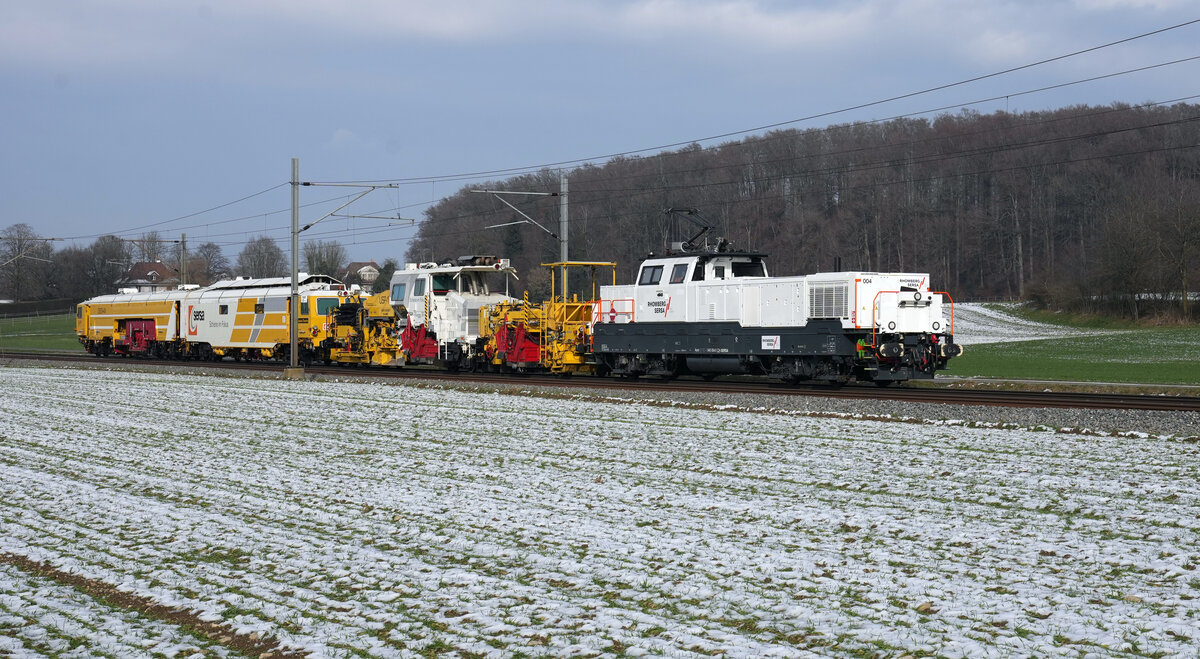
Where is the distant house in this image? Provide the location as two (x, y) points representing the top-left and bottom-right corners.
(116, 261), (180, 292)
(338, 261), (381, 285)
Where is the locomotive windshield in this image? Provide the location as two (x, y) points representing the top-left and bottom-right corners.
(315, 297), (340, 315)
(731, 261), (766, 277)
(432, 274), (455, 295)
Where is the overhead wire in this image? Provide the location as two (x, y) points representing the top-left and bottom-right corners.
(171, 94), (1200, 257)
(316, 58), (1200, 245)
(317, 18), (1200, 186)
(64, 183), (290, 241)
(394, 95), (1200, 232)
(83, 18), (1200, 258)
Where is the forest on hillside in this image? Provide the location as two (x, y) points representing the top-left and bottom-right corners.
(407, 102), (1200, 320)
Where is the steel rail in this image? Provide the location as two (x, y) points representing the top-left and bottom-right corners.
(7, 351), (1199, 412)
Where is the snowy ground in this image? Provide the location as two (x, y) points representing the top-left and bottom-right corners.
(2, 365), (1199, 657)
(950, 303), (1123, 346)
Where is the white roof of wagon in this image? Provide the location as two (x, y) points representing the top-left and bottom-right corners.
(204, 274), (343, 291)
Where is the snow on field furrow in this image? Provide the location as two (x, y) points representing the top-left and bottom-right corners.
(4, 388), (883, 648)
(2, 454), (788, 652)
(0, 434), (1180, 604)
(952, 302), (1126, 345)
(0, 475), (495, 656)
(4, 432), (1190, 624)
(0, 563), (233, 658)
(4, 368), (1200, 657)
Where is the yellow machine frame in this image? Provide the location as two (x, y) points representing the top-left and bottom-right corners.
(478, 261), (616, 374)
(323, 291), (401, 366)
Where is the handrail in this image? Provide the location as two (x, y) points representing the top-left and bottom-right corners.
(591, 299), (635, 327)
(869, 290), (899, 349)
(931, 291), (955, 336)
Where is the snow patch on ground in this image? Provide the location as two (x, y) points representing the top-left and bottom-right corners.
(951, 303), (1123, 345)
(1, 366), (1198, 657)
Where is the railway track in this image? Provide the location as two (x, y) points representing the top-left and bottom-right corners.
(6, 350), (1200, 412)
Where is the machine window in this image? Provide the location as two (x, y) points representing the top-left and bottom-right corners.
(669, 264), (688, 284)
(413, 278), (426, 297)
(432, 274), (455, 295)
(300, 302), (309, 315)
(219, 305), (228, 315)
(391, 283), (406, 299)
(714, 266), (726, 280)
(254, 303), (265, 314)
(316, 298), (340, 315)
(638, 265), (664, 285)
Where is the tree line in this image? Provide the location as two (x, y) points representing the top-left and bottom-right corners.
(408, 102), (1200, 320)
(0, 226), (395, 306)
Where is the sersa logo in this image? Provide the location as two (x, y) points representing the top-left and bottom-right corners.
(188, 306), (202, 335)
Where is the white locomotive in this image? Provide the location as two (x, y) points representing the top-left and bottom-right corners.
(592, 246), (959, 383)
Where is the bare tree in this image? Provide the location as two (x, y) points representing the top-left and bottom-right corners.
(193, 242), (231, 284)
(303, 240), (347, 277)
(51, 246), (94, 301)
(136, 231), (166, 262)
(236, 236), (286, 278)
(0, 223), (53, 300)
(88, 235), (131, 296)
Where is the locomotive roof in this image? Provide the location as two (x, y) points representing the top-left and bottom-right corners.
(398, 260), (517, 275)
(640, 250), (767, 263)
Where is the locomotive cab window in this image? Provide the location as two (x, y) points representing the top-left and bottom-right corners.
(432, 274), (455, 295)
(254, 303), (265, 314)
(413, 278), (426, 297)
(714, 265), (726, 280)
(731, 260), (765, 278)
(391, 283), (406, 300)
(638, 265), (664, 285)
(669, 264), (688, 284)
(219, 305), (228, 315)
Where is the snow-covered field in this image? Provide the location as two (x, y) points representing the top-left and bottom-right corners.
(951, 303), (1122, 346)
(2, 365), (1198, 657)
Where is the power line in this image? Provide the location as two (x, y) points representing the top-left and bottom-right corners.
(93, 79), (1200, 254)
(320, 18), (1200, 186)
(60, 19), (1200, 258)
(398, 140), (1200, 250)
(189, 97), (1200, 259)
(65, 183), (289, 241)
(390, 98), (1200, 231)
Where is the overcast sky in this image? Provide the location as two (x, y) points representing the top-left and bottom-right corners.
(2, 0), (1197, 264)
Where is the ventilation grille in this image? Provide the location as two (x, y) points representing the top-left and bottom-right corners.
(808, 284), (848, 319)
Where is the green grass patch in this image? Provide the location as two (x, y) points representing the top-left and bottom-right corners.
(0, 313), (79, 351)
(946, 326), (1200, 385)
